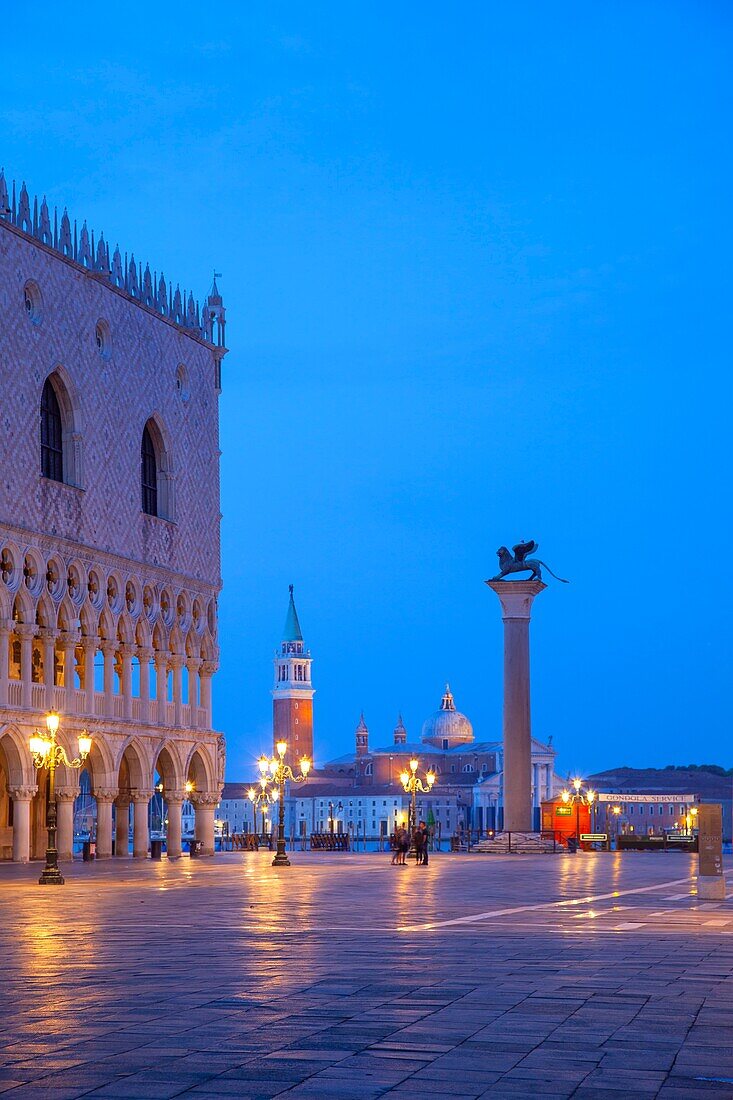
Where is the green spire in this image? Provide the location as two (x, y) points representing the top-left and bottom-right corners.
(283, 584), (303, 641)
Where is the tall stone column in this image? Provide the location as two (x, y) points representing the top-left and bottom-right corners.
(200, 662), (215, 729)
(115, 797), (130, 857)
(55, 785), (79, 861)
(101, 641), (116, 717)
(119, 645), (134, 720)
(191, 792), (218, 856)
(17, 624), (37, 709)
(83, 638), (97, 715)
(170, 654), (184, 728)
(40, 629), (56, 710)
(132, 791), (153, 859)
(165, 790), (184, 859)
(186, 658), (201, 729)
(95, 789), (117, 858)
(487, 580), (546, 832)
(155, 654), (168, 725)
(138, 647), (153, 724)
(9, 786), (37, 862)
(62, 631), (80, 715)
(0, 620), (11, 706)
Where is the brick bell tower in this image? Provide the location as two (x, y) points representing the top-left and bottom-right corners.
(272, 586), (314, 767)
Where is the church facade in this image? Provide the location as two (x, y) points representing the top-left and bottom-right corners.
(0, 172), (227, 863)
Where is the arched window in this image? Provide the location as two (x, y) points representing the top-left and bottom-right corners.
(41, 379), (63, 482)
(141, 425), (158, 516)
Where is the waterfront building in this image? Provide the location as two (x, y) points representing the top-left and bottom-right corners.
(0, 172), (226, 863)
(588, 766), (732, 841)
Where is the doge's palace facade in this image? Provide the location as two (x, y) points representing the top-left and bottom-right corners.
(0, 172), (226, 863)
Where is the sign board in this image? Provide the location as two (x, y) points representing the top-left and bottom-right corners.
(698, 803), (723, 878)
(580, 833), (607, 842)
(597, 793), (697, 804)
(555, 806), (572, 816)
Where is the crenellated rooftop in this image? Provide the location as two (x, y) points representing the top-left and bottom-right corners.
(0, 169), (226, 349)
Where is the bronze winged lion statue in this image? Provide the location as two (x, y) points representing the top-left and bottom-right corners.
(490, 540), (569, 583)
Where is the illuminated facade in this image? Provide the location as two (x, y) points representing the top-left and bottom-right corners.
(0, 171), (226, 863)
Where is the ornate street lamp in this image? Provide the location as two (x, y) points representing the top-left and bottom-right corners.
(400, 757), (436, 843)
(248, 773), (278, 839)
(560, 778), (596, 850)
(29, 711), (91, 885)
(268, 740), (310, 867)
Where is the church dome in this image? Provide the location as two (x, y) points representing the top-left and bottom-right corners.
(421, 685), (474, 748)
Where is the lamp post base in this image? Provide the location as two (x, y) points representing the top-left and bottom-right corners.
(39, 866), (65, 885)
(272, 850), (291, 867)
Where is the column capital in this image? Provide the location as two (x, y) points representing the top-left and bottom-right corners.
(131, 789), (154, 804)
(154, 651), (168, 667)
(186, 657), (202, 673)
(100, 639), (117, 654)
(0, 618), (12, 637)
(200, 661), (217, 676)
(137, 646), (155, 662)
(61, 630), (81, 647)
(115, 791), (131, 805)
(38, 627), (58, 642)
(82, 635), (100, 650)
(486, 579), (546, 619)
(164, 789), (186, 804)
(168, 653), (185, 669)
(189, 791), (220, 808)
(118, 643), (135, 659)
(15, 623), (38, 639)
(55, 785), (81, 802)
(9, 785), (38, 801)
(94, 787), (119, 803)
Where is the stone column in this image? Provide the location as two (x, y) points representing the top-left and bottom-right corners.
(115, 796), (130, 857)
(17, 624), (37, 709)
(132, 790), (153, 859)
(138, 647), (153, 724)
(165, 790), (185, 859)
(9, 786), (37, 862)
(119, 645), (134, 720)
(155, 654), (168, 725)
(0, 619), (11, 706)
(191, 792), (218, 856)
(62, 631), (80, 715)
(83, 638), (97, 715)
(55, 785), (79, 861)
(170, 654), (184, 728)
(186, 658), (201, 729)
(200, 662), (215, 729)
(486, 580), (546, 833)
(39, 629), (56, 710)
(94, 788), (117, 859)
(101, 641), (116, 717)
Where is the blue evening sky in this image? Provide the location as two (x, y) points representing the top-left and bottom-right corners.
(2, 2), (731, 779)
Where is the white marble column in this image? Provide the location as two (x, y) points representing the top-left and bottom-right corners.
(186, 658), (201, 729)
(155, 654), (168, 725)
(138, 647), (153, 724)
(18, 624), (36, 709)
(115, 797), (130, 857)
(132, 791), (153, 858)
(62, 631), (80, 714)
(191, 792), (218, 856)
(83, 638), (97, 715)
(95, 788), (117, 859)
(486, 580), (546, 832)
(55, 785), (79, 861)
(0, 620), (10, 706)
(40, 629), (56, 710)
(165, 791), (184, 859)
(101, 641), (116, 717)
(9, 786), (37, 863)
(170, 654), (183, 728)
(119, 645), (133, 720)
(199, 662), (215, 729)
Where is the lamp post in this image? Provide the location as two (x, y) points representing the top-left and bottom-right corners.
(560, 778), (596, 852)
(400, 757), (436, 846)
(29, 711), (91, 885)
(268, 740), (310, 867)
(328, 800), (343, 835)
(248, 771), (277, 840)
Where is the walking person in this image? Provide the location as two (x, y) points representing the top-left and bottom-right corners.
(390, 826), (401, 865)
(418, 821), (429, 866)
(414, 822), (424, 865)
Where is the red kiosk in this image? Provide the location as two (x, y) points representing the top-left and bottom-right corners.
(541, 796), (591, 848)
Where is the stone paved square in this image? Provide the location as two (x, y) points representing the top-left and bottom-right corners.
(2, 851), (733, 1098)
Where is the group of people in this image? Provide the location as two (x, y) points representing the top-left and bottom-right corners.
(391, 821), (430, 866)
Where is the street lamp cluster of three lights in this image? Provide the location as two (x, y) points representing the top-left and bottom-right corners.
(255, 740), (311, 867)
(400, 757), (436, 837)
(29, 710), (92, 885)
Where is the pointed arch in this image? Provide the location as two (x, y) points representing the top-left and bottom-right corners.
(116, 736), (152, 793)
(35, 591), (55, 629)
(116, 611), (135, 646)
(97, 608), (115, 642)
(0, 724), (34, 786)
(56, 595), (77, 633)
(11, 587), (33, 625)
(141, 415), (174, 520)
(168, 623), (183, 657)
(152, 740), (185, 791)
(185, 744), (215, 793)
(79, 601), (96, 638)
(135, 618), (151, 648)
(40, 367), (82, 486)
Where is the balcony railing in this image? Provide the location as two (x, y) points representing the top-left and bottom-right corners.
(2, 680), (211, 730)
